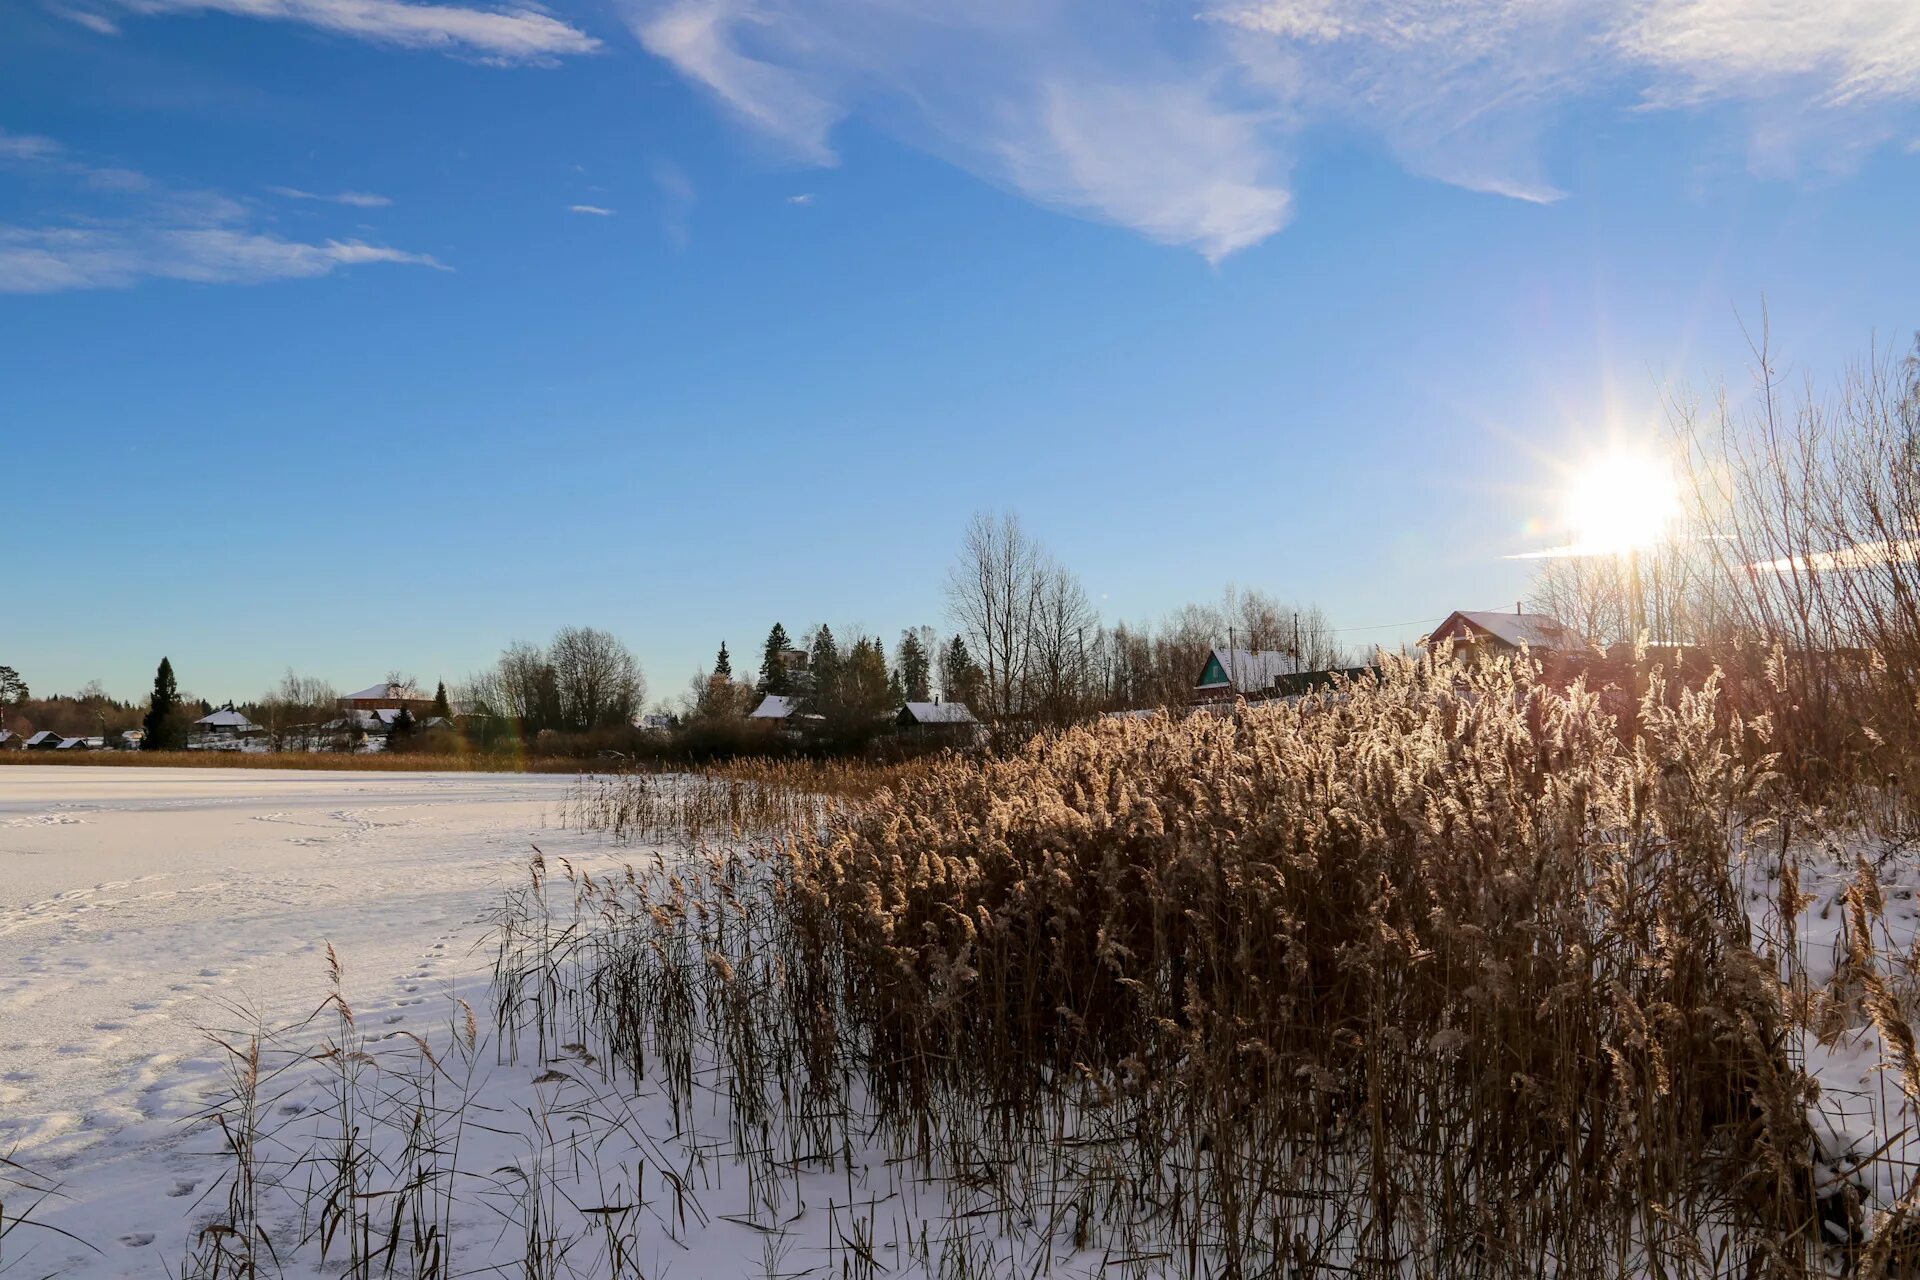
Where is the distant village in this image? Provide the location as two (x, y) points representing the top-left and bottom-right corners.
(0, 608), (1583, 758)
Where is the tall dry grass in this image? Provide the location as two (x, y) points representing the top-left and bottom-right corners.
(161, 649), (1920, 1276)
(514, 648), (1920, 1277)
(777, 650), (1819, 1277)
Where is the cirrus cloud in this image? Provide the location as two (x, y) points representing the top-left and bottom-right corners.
(625, 0), (1920, 258)
(107, 0), (599, 61)
(269, 186), (395, 207)
(0, 226), (444, 292)
(0, 128), (447, 293)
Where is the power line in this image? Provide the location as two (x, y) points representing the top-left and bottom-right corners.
(1332, 614), (1448, 634)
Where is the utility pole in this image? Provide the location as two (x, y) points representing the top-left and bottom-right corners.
(1628, 548), (1646, 640)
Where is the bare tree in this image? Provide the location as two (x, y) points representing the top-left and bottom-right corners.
(1027, 559), (1099, 725)
(945, 512), (1045, 719)
(1671, 330), (1920, 780)
(549, 626), (645, 732)
(257, 669), (338, 751)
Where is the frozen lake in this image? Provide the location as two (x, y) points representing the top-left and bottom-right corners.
(0, 765), (599, 1272)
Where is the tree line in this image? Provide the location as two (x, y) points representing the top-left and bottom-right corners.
(5, 517), (1353, 759)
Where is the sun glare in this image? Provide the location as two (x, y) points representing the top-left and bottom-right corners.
(1562, 447), (1681, 556)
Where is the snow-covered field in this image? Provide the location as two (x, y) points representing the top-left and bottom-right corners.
(0, 766), (599, 1274)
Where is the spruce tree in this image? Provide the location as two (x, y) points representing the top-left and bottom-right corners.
(944, 637), (984, 711)
(896, 630), (931, 703)
(432, 681), (452, 720)
(142, 657), (180, 750)
(807, 626), (841, 716)
(844, 636), (890, 720)
(715, 642), (732, 678)
(759, 623), (792, 694)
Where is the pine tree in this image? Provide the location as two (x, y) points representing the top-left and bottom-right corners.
(389, 706), (416, 751)
(759, 623), (792, 694)
(142, 657), (180, 750)
(896, 630), (932, 703)
(432, 681), (452, 720)
(0, 665), (27, 704)
(715, 642), (732, 678)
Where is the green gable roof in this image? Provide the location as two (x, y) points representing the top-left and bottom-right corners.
(1198, 653), (1228, 687)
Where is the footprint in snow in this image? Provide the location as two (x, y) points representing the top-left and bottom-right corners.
(120, 1233), (155, 1247)
(167, 1180), (197, 1198)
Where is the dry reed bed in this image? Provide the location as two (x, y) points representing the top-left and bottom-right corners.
(160, 653), (1920, 1278)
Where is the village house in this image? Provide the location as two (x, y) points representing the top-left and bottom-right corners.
(23, 730), (62, 750)
(1192, 647), (1300, 704)
(1421, 609), (1582, 656)
(895, 701), (982, 743)
(340, 681), (440, 713)
(747, 694), (800, 723)
(190, 705), (265, 750)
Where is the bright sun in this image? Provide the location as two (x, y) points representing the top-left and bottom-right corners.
(1562, 447), (1681, 556)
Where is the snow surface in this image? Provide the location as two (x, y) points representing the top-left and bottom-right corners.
(0, 766), (597, 1274)
(6, 765), (1919, 1277)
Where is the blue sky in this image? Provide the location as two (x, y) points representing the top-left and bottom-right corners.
(4, 0), (1919, 705)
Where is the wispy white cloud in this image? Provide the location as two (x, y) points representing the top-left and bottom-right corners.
(270, 185), (394, 207)
(0, 227), (444, 292)
(623, 0), (1920, 257)
(112, 0), (599, 61)
(652, 158), (694, 248)
(622, 1), (1294, 260)
(1751, 538), (1920, 574)
(0, 129), (446, 293)
(569, 203), (615, 215)
(1620, 0), (1920, 108)
(785, 192), (814, 205)
(46, 4), (122, 33)
(0, 129), (65, 162)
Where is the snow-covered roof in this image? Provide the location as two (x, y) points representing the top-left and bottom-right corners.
(196, 708), (259, 730)
(24, 731), (59, 745)
(56, 736), (87, 749)
(748, 694), (797, 719)
(900, 701), (977, 725)
(1195, 647), (1299, 693)
(1427, 610), (1580, 652)
(343, 682), (431, 703)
